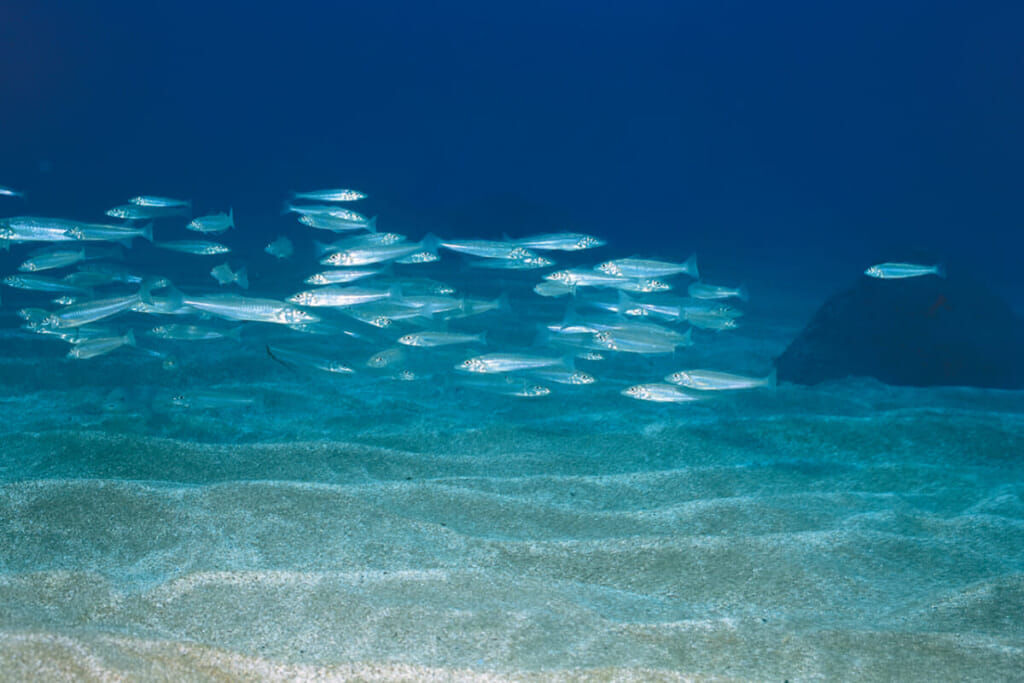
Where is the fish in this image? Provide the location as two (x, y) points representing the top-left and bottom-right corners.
(169, 390), (259, 410)
(457, 353), (566, 374)
(665, 368), (776, 391)
(106, 204), (187, 220)
(621, 383), (700, 403)
(456, 375), (552, 398)
(67, 329), (136, 359)
(321, 241), (433, 267)
(512, 233), (605, 251)
(0, 185), (26, 200)
(155, 240), (230, 255)
(687, 281), (748, 302)
(438, 238), (537, 260)
(188, 208), (234, 233)
(864, 262), (945, 279)
(299, 214), (378, 232)
(149, 324), (243, 342)
(597, 254), (699, 279)
(65, 222), (154, 244)
(265, 236), (293, 259)
(129, 195), (191, 209)
(266, 345), (354, 374)
(397, 331), (486, 347)
(47, 292), (146, 329)
(182, 294), (319, 324)
(1, 216), (83, 243)
(527, 367), (596, 385)
(19, 247), (87, 272)
(304, 269), (381, 285)
(365, 347), (406, 368)
(467, 256), (554, 269)
(287, 286), (394, 308)
(3, 274), (92, 296)
(290, 189), (367, 202)
(210, 263), (249, 289)
(315, 233), (405, 255)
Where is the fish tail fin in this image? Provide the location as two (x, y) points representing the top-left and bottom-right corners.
(617, 290), (636, 315)
(227, 325), (244, 343)
(420, 232), (441, 254)
(280, 201), (295, 216)
(478, 331), (488, 345)
(935, 263), (946, 278)
(681, 327), (693, 346)
(124, 328), (136, 346)
(683, 252), (699, 279)
(736, 284), (749, 302)
(235, 266), (249, 290)
(367, 215), (378, 233)
(766, 367), (778, 389)
(495, 291), (511, 314)
(228, 207), (235, 229)
(140, 222), (154, 242)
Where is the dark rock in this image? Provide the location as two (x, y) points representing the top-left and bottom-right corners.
(776, 265), (1024, 389)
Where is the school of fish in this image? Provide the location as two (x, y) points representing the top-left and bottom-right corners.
(1, 184), (834, 404)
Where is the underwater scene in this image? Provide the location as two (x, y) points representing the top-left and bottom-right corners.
(2, 2), (1023, 681)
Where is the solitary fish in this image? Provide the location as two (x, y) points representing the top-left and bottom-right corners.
(864, 262), (945, 279)
(0, 185), (26, 200)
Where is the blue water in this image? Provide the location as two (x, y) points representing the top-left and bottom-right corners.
(1, 2), (1023, 680)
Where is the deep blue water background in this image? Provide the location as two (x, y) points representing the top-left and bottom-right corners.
(2, 0), (1022, 290)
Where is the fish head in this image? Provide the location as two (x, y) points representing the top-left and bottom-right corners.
(397, 334), (420, 346)
(577, 236), (606, 249)
(277, 307), (319, 324)
(306, 274), (328, 285)
(666, 372), (689, 386)
(394, 370), (417, 381)
(622, 385), (649, 400)
(545, 270), (572, 284)
(864, 265), (883, 278)
(596, 262), (619, 276)
(162, 358), (179, 371)
(66, 227), (86, 240)
(509, 246), (535, 260)
(641, 279), (671, 292)
(570, 372), (596, 385)
(458, 358), (486, 373)
(287, 291), (314, 305)
(405, 251), (439, 264)
(524, 384), (551, 397)
(625, 307), (646, 317)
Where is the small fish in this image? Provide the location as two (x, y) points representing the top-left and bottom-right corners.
(182, 294), (319, 324)
(366, 347), (407, 368)
(597, 254), (699, 279)
(265, 236), (293, 259)
(322, 242), (430, 267)
(266, 345), (354, 374)
(688, 281), (748, 302)
(299, 214), (378, 232)
(149, 324), (243, 342)
(3, 274), (91, 295)
(621, 383), (699, 403)
(468, 256), (554, 270)
(106, 204), (187, 220)
(287, 286), (393, 308)
(291, 188), (367, 202)
(129, 195), (191, 209)
(66, 222), (154, 244)
(169, 390), (258, 410)
(457, 353), (566, 374)
(67, 329), (136, 359)
(155, 240), (230, 255)
(534, 281), (573, 298)
(0, 185), (26, 200)
(439, 239), (537, 260)
(398, 331), (486, 348)
(304, 269), (380, 285)
(665, 368), (776, 391)
(19, 248), (86, 272)
(513, 232), (605, 251)
(864, 262), (945, 279)
(188, 208), (234, 233)
(210, 262), (249, 289)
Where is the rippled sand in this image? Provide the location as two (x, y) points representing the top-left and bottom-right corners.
(2, 396), (1023, 681)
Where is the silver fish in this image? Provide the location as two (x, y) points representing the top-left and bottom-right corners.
(188, 208), (234, 233)
(398, 331), (486, 348)
(267, 345), (354, 374)
(129, 195), (191, 208)
(299, 214), (377, 232)
(597, 254), (699, 279)
(291, 188), (367, 202)
(182, 294), (318, 324)
(304, 269), (380, 285)
(149, 324), (243, 342)
(66, 222), (154, 244)
(665, 368), (776, 391)
(155, 240), (230, 255)
(864, 262), (945, 279)
(287, 286), (393, 308)
(513, 233), (606, 251)
(67, 329), (136, 359)
(48, 292), (144, 328)
(621, 383), (700, 403)
(106, 204), (187, 220)
(439, 239), (536, 260)
(457, 353), (565, 374)
(687, 281), (748, 302)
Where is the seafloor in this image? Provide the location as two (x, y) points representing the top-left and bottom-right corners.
(0, 272), (1022, 682)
